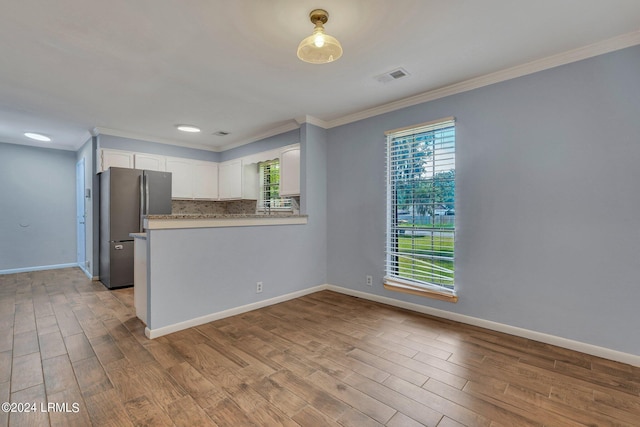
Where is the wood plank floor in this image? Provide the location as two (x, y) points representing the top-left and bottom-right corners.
(1, 268), (639, 426)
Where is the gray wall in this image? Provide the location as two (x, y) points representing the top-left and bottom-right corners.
(0, 143), (77, 271)
(326, 45), (640, 356)
(147, 125), (327, 330)
(99, 130), (300, 163)
(99, 134), (220, 162)
(219, 129), (300, 162)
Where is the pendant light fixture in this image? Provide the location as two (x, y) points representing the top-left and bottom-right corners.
(297, 9), (343, 64)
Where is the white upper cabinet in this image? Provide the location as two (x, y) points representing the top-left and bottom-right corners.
(98, 143), (299, 201)
(99, 148), (133, 172)
(193, 161), (219, 200)
(218, 159), (242, 200)
(219, 144), (300, 200)
(165, 157), (194, 199)
(280, 146), (301, 196)
(242, 162), (259, 200)
(134, 153), (166, 171)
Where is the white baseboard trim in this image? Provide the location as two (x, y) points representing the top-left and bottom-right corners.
(0, 263), (78, 275)
(326, 285), (640, 368)
(78, 265), (95, 280)
(145, 285), (327, 339)
(143, 282), (639, 367)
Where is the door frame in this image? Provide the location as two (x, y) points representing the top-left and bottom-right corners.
(76, 158), (87, 274)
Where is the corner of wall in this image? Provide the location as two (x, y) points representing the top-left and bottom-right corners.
(299, 123), (329, 284)
(91, 136), (100, 277)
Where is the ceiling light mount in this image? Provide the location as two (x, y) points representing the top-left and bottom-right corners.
(309, 9), (329, 26)
(297, 9), (343, 64)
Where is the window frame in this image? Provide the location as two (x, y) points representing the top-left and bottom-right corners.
(257, 159), (292, 213)
(384, 117), (458, 302)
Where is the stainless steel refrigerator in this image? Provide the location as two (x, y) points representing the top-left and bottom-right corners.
(99, 167), (172, 289)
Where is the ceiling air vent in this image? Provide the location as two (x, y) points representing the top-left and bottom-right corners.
(374, 67), (411, 84)
(213, 131), (230, 136)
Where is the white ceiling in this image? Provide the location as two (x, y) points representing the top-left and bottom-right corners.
(2, 0), (639, 152)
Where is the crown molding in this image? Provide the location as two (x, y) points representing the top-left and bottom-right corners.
(92, 121), (302, 154)
(92, 126), (221, 152)
(295, 115), (329, 128)
(326, 29), (640, 129)
(89, 31), (640, 154)
(215, 121), (301, 152)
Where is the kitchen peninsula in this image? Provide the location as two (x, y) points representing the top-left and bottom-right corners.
(144, 213), (308, 229)
(134, 212), (313, 339)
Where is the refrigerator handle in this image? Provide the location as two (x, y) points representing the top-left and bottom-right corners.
(139, 175), (145, 232)
(145, 175), (150, 215)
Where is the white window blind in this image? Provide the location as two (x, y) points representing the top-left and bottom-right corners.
(258, 160), (291, 212)
(385, 118), (456, 294)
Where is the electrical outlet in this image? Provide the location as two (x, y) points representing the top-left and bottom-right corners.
(256, 281), (263, 293)
(366, 275), (373, 286)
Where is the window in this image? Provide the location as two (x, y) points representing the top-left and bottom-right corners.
(258, 160), (291, 212)
(385, 117), (457, 302)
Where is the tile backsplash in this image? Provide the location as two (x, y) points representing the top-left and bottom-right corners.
(225, 200), (259, 214)
(172, 199), (257, 215)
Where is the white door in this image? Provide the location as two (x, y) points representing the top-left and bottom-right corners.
(76, 159), (86, 270)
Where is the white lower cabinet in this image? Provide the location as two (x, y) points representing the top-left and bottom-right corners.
(133, 235), (147, 324)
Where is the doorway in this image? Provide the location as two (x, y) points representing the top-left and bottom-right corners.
(76, 158), (87, 273)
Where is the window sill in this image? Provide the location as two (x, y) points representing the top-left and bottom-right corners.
(256, 210), (294, 214)
(383, 280), (458, 303)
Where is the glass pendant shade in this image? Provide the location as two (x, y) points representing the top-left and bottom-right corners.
(297, 10), (343, 64)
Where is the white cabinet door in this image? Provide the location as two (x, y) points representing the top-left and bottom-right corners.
(193, 162), (218, 199)
(219, 159), (242, 200)
(133, 237), (147, 324)
(165, 157), (194, 199)
(242, 162), (259, 200)
(134, 153), (166, 171)
(280, 146), (300, 196)
(100, 149), (133, 172)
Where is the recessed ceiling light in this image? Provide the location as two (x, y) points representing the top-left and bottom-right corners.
(176, 125), (201, 133)
(24, 132), (51, 142)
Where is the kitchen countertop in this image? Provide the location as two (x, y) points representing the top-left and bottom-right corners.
(129, 232), (147, 239)
(143, 213), (308, 230)
(145, 213), (306, 219)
